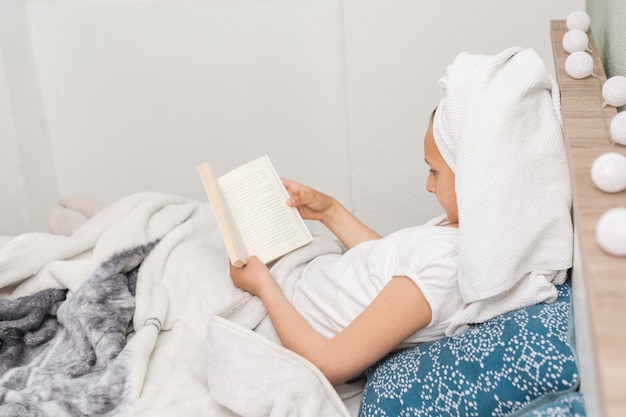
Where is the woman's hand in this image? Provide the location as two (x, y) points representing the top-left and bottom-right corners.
(282, 178), (382, 249)
(229, 256), (277, 297)
(282, 179), (335, 222)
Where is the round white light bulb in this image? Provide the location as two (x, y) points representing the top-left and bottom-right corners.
(601, 75), (626, 107)
(591, 152), (626, 193)
(610, 111), (626, 145)
(562, 29), (589, 53)
(565, 51), (594, 79)
(566, 11), (591, 32)
(596, 207), (626, 257)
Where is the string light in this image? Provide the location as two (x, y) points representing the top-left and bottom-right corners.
(601, 75), (626, 108)
(564, 51), (594, 79)
(591, 152), (626, 193)
(566, 10), (591, 32)
(562, 11), (626, 257)
(596, 208), (626, 256)
(562, 29), (589, 54)
(610, 111), (626, 145)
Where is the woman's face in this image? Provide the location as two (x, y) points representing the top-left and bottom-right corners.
(424, 122), (458, 226)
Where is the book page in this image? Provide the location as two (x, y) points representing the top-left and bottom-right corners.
(218, 156), (312, 264)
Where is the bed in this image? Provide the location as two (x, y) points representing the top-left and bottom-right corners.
(0, 237), (12, 250)
(0, 20), (622, 417)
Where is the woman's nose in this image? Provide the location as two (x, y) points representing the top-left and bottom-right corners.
(426, 177), (435, 194)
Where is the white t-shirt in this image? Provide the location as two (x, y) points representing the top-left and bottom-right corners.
(292, 216), (463, 346)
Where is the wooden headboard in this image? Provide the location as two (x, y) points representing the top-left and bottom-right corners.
(550, 20), (626, 417)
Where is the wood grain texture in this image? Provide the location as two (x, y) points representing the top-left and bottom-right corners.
(550, 19), (626, 417)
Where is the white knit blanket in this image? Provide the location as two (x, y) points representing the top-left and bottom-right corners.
(0, 192), (350, 417)
(433, 47), (574, 334)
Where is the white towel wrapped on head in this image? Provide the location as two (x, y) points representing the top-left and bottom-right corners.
(433, 47), (573, 335)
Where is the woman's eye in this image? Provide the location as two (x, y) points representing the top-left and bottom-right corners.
(429, 169), (437, 176)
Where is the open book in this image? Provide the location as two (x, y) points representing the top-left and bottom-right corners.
(197, 155), (313, 267)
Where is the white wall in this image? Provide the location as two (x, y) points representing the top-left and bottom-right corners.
(0, 0), (58, 235)
(342, 0), (585, 233)
(0, 0), (584, 236)
(24, 0), (352, 236)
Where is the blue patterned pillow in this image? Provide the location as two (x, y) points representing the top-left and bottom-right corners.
(518, 392), (586, 417)
(359, 283), (580, 417)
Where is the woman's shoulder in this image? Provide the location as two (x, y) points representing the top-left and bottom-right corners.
(390, 215), (459, 242)
(378, 221), (458, 267)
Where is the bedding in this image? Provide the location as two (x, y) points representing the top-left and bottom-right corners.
(0, 192), (581, 417)
(519, 392), (586, 417)
(0, 192), (353, 417)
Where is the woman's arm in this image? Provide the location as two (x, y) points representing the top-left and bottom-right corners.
(230, 257), (432, 386)
(282, 179), (381, 249)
